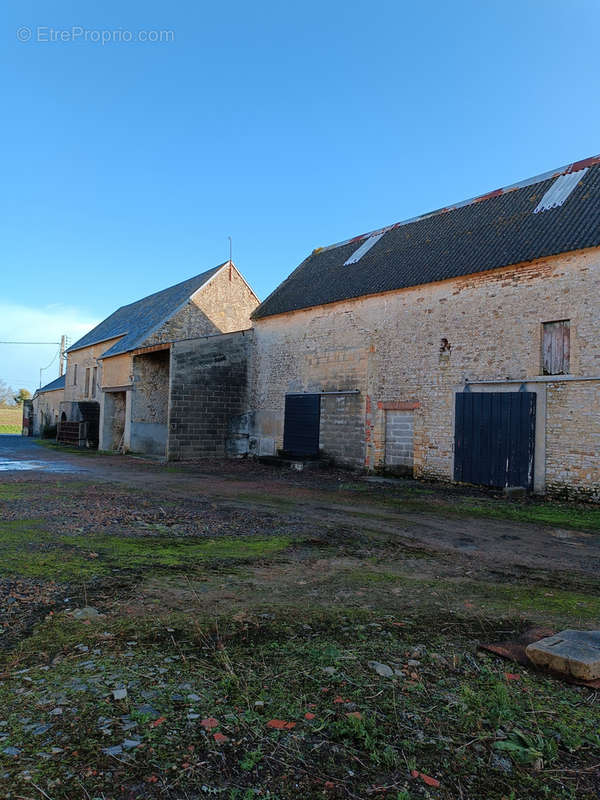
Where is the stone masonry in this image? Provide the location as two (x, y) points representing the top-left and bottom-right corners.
(250, 247), (600, 497)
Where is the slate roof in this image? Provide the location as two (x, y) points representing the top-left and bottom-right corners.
(68, 264), (226, 357)
(36, 374), (65, 394)
(252, 155), (600, 319)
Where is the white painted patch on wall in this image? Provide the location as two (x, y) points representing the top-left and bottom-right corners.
(344, 232), (385, 265)
(533, 168), (588, 213)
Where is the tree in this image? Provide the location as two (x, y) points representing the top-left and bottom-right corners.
(13, 388), (32, 404)
(0, 380), (15, 407)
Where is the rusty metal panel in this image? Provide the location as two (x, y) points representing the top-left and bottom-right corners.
(542, 320), (570, 375)
(344, 232), (385, 265)
(534, 169), (588, 213)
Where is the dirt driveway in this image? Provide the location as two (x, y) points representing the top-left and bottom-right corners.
(0, 436), (599, 800)
(2, 435), (599, 577)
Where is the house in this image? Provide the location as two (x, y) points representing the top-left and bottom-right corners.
(32, 375), (65, 436)
(248, 154), (600, 499)
(61, 262), (259, 455)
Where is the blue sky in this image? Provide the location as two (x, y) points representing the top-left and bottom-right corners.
(2, 0), (600, 392)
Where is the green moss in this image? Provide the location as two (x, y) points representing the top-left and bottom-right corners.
(70, 533), (291, 567)
(0, 519), (291, 581)
(342, 569), (401, 586)
(0, 484), (28, 500)
(378, 493), (600, 532)
(0, 520), (107, 580)
(454, 500), (600, 531)
(235, 492), (298, 510)
(33, 439), (102, 456)
(463, 580), (600, 621)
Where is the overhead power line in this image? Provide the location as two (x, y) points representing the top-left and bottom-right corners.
(0, 341), (61, 345)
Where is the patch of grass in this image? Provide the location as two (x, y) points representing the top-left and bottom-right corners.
(69, 532), (292, 568)
(0, 424), (20, 434)
(1, 608), (599, 799)
(0, 483), (28, 500)
(462, 580), (600, 622)
(235, 491), (298, 511)
(33, 439), (102, 456)
(0, 520), (108, 580)
(454, 500), (600, 532)
(0, 520), (292, 581)
(377, 492), (600, 532)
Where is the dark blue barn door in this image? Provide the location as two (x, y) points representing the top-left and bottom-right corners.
(454, 392), (536, 489)
(283, 394), (321, 456)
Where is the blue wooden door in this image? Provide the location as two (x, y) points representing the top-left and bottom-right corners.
(283, 394), (321, 456)
(454, 392), (536, 489)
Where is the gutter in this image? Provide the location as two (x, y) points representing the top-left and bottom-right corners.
(286, 389), (361, 396)
(465, 375), (600, 385)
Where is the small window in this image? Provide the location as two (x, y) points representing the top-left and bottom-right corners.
(92, 366), (97, 397)
(542, 320), (570, 375)
(84, 368), (90, 397)
(73, 364), (78, 385)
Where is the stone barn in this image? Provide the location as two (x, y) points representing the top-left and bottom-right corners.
(32, 374), (65, 436)
(248, 154), (600, 499)
(63, 261), (259, 456)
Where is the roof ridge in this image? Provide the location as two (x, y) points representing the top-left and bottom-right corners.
(113, 263), (229, 313)
(316, 154), (600, 255)
(67, 263), (228, 354)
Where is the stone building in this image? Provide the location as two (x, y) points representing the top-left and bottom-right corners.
(62, 262), (259, 455)
(248, 155), (600, 499)
(32, 375), (65, 436)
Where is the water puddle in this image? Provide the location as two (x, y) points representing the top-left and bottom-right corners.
(0, 460), (84, 473)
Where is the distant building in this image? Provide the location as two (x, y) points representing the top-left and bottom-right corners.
(61, 262), (259, 455)
(31, 375), (65, 436)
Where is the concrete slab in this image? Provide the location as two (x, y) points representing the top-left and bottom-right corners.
(525, 629), (600, 681)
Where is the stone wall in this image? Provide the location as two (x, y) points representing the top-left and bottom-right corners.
(168, 329), (253, 460)
(249, 308), (371, 468)
(545, 380), (600, 500)
(130, 350), (170, 456)
(65, 337), (123, 403)
(142, 264), (259, 348)
(250, 247), (600, 495)
(32, 389), (64, 435)
(101, 391), (126, 451)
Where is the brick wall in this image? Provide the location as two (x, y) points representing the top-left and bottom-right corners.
(384, 411), (414, 473)
(168, 330), (253, 460)
(251, 247), (600, 495)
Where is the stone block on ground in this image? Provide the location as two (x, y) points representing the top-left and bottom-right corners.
(525, 629), (600, 681)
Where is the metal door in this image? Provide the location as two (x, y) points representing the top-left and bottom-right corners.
(454, 391), (536, 489)
(283, 394), (321, 456)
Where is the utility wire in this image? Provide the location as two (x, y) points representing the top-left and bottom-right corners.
(0, 341), (61, 345)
